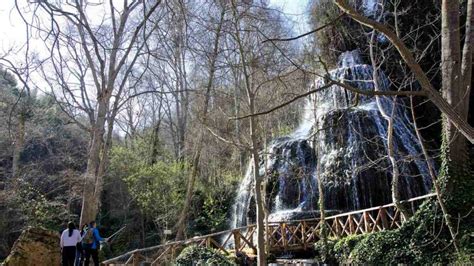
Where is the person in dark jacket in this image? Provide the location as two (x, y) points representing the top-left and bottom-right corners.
(83, 221), (105, 266)
(60, 222), (81, 266)
(75, 224), (87, 266)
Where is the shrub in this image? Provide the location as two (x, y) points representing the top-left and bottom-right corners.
(315, 199), (473, 264)
(314, 238), (337, 263)
(175, 245), (235, 266)
(333, 234), (365, 263)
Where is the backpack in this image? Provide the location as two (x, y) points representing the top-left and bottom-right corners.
(83, 228), (94, 245)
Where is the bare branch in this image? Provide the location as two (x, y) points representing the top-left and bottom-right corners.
(262, 13), (345, 43)
(334, 0), (474, 143)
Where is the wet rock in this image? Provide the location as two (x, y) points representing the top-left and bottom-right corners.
(230, 51), (432, 228)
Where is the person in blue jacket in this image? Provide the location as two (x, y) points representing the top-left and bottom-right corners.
(83, 221), (106, 266)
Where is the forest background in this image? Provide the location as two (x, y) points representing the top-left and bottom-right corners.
(0, 0), (472, 263)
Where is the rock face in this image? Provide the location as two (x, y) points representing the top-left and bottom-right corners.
(231, 50), (432, 227)
(3, 227), (60, 266)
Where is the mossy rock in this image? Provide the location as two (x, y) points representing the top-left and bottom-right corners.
(3, 227), (60, 266)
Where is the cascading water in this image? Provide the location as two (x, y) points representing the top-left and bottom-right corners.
(231, 50), (432, 228)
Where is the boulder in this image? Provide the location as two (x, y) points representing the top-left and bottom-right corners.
(3, 227), (60, 266)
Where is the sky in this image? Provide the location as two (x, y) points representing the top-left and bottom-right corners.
(0, 1), (109, 55)
(0, 1), (25, 52)
(0, 0), (312, 137)
(0, 0), (312, 97)
(0, 0), (311, 54)
(269, 0), (311, 36)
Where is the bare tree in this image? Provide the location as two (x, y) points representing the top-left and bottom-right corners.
(174, 1), (227, 240)
(20, 0), (162, 225)
(333, 0), (474, 145)
(440, 0), (472, 192)
(227, 1), (296, 263)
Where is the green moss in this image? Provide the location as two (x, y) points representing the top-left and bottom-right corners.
(314, 238), (337, 263)
(350, 229), (414, 264)
(315, 200), (473, 264)
(437, 128), (474, 214)
(333, 234), (365, 263)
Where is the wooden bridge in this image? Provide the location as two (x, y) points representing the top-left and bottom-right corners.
(102, 193), (436, 265)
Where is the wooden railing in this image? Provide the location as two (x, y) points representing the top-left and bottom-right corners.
(102, 193), (436, 265)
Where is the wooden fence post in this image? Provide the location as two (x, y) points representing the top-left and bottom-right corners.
(281, 223), (287, 249)
(132, 252), (139, 266)
(363, 211), (369, 233)
(348, 214), (354, 235)
(301, 221), (307, 250)
(233, 230), (241, 252)
(380, 208), (389, 230)
(334, 218), (340, 237)
(171, 245), (177, 261)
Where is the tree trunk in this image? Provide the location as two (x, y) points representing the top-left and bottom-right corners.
(316, 134), (327, 241)
(410, 97), (459, 252)
(441, 0), (468, 182)
(438, 0), (474, 223)
(248, 96), (266, 264)
(384, 98), (410, 219)
(369, 28), (410, 218)
(232, 74), (245, 175)
(140, 211), (146, 247)
(174, 5), (226, 240)
(93, 111), (116, 216)
(461, 0), (473, 119)
(231, 1), (266, 263)
(251, 135), (266, 266)
(79, 99), (107, 227)
(150, 121), (162, 165)
(12, 114), (25, 180)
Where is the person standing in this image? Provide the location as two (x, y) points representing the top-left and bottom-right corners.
(83, 221), (106, 266)
(60, 222), (81, 266)
(75, 224), (87, 266)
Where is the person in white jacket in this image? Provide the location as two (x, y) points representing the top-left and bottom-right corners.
(60, 222), (81, 266)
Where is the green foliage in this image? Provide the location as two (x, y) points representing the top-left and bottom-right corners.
(0, 89), (88, 258)
(123, 160), (187, 221)
(192, 193), (229, 232)
(175, 245), (235, 266)
(190, 171), (240, 234)
(314, 238), (337, 263)
(313, 220), (338, 263)
(332, 234), (365, 262)
(314, 234), (364, 264)
(103, 141), (240, 258)
(109, 141), (153, 176)
(315, 200), (473, 264)
(349, 229), (414, 264)
(0, 68), (33, 120)
(15, 183), (69, 230)
(108, 139), (182, 218)
(437, 130), (474, 214)
(110, 140), (188, 222)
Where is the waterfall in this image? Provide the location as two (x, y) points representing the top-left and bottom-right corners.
(230, 50), (432, 228)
